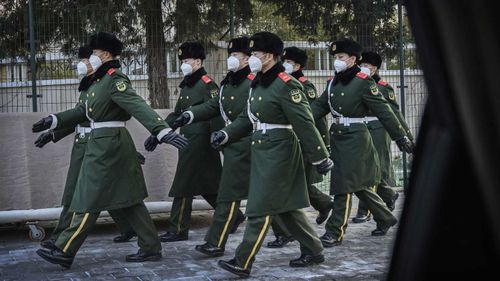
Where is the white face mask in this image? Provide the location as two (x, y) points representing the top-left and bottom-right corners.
(227, 56), (240, 72)
(248, 55), (263, 73)
(76, 61), (89, 76)
(180, 62), (193, 76)
(89, 55), (102, 71)
(334, 59), (347, 73)
(360, 66), (371, 76)
(283, 62), (294, 74)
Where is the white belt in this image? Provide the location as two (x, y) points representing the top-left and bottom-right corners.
(333, 116), (378, 126)
(75, 125), (92, 138)
(90, 121), (126, 129)
(254, 122), (292, 133)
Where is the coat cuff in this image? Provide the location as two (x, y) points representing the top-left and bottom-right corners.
(185, 111), (194, 124)
(157, 128), (172, 141)
(49, 114), (58, 130)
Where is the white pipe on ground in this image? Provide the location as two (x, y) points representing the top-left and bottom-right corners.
(0, 200), (246, 224)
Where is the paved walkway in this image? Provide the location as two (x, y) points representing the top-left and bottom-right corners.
(0, 194), (403, 281)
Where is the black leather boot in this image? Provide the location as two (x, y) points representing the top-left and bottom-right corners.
(194, 242), (225, 257)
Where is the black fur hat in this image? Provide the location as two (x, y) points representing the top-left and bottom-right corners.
(329, 39), (362, 60)
(249, 32), (283, 56)
(282, 47), (308, 68)
(78, 46), (92, 59)
(359, 51), (382, 69)
(88, 32), (123, 56)
(178, 42), (206, 60)
(227, 36), (251, 56)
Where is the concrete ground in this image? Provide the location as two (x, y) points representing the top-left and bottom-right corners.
(0, 193), (403, 281)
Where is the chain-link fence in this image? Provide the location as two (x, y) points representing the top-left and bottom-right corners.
(0, 0), (427, 188)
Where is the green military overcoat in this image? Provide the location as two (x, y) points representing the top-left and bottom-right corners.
(223, 64), (329, 217)
(310, 68), (407, 195)
(165, 68), (223, 197)
(295, 73), (329, 185)
(367, 76), (414, 186)
(187, 66), (254, 203)
(53, 62), (169, 212)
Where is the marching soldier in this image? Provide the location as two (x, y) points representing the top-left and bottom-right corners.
(32, 32), (187, 268)
(310, 39), (415, 248)
(168, 36), (252, 257)
(34, 46), (139, 251)
(266, 46), (335, 248)
(211, 32), (333, 277)
(145, 42), (224, 243)
(352, 51), (415, 223)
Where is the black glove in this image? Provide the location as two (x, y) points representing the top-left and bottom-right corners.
(32, 116), (53, 132)
(136, 152), (146, 165)
(144, 135), (160, 152)
(315, 158), (334, 175)
(34, 131), (55, 148)
(396, 136), (415, 154)
(160, 130), (188, 149)
(171, 112), (191, 131)
(210, 131), (228, 150)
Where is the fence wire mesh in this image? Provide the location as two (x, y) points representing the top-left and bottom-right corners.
(0, 0), (427, 188)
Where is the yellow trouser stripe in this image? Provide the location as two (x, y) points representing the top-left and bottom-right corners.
(218, 201), (236, 247)
(244, 216), (270, 270)
(63, 213), (89, 253)
(338, 194), (351, 241)
(367, 186), (376, 217)
(177, 198), (186, 234)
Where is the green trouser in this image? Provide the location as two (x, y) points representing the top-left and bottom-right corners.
(234, 209), (324, 271)
(55, 202), (161, 256)
(204, 201), (241, 248)
(270, 183), (332, 238)
(325, 187), (397, 242)
(167, 195), (217, 235)
(50, 205), (135, 241)
(357, 182), (397, 216)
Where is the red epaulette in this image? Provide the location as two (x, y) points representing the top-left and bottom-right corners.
(247, 73), (255, 81)
(201, 75), (212, 84)
(107, 68), (116, 75)
(356, 72), (368, 79)
(298, 76), (308, 83)
(378, 79), (389, 86)
(327, 76), (334, 81)
(278, 72), (291, 83)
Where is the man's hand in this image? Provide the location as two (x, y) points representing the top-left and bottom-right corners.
(136, 152), (146, 165)
(34, 131), (55, 148)
(160, 131), (188, 149)
(32, 116), (53, 132)
(315, 158), (334, 175)
(171, 112), (191, 131)
(144, 135), (159, 152)
(396, 136), (415, 154)
(210, 131), (228, 150)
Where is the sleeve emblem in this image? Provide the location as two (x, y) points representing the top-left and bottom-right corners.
(370, 84), (379, 95)
(388, 90), (396, 100)
(307, 89), (316, 99)
(210, 89), (218, 98)
(290, 88), (302, 103)
(116, 81), (127, 92)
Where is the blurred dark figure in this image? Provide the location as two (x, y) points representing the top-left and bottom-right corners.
(389, 1), (500, 280)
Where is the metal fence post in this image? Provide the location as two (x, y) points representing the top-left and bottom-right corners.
(398, 0), (408, 189)
(229, 0), (235, 39)
(28, 0), (38, 112)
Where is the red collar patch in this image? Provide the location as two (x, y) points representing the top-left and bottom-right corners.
(378, 79), (389, 86)
(278, 72), (291, 83)
(107, 68), (116, 75)
(327, 76), (334, 81)
(201, 75), (212, 84)
(298, 76), (308, 83)
(247, 73), (255, 81)
(356, 72), (368, 79)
